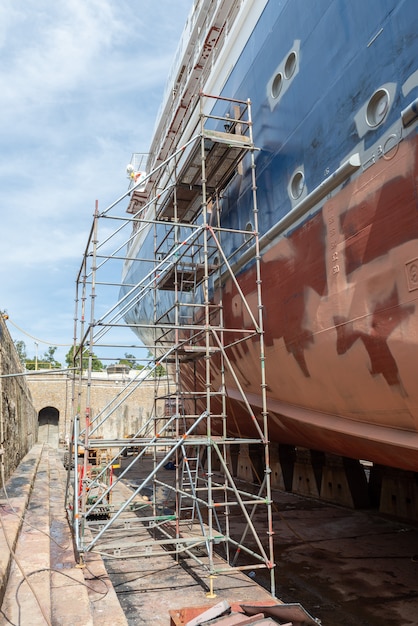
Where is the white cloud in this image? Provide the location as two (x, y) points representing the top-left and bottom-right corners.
(0, 1), (123, 103)
(1, 0), (191, 366)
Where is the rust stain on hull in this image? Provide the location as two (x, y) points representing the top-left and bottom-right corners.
(189, 135), (418, 471)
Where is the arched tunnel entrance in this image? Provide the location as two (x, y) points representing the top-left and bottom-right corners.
(38, 406), (60, 446)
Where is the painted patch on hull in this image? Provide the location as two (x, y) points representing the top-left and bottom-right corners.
(215, 137), (418, 469)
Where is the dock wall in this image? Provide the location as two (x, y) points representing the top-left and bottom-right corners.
(0, 316), (37, 482)
(27, 370), (166, 446)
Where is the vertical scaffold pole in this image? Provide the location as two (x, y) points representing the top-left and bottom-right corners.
(200, 93), (215, 576)
(79, 200), (99, 552)
(247, 98), (276, 597)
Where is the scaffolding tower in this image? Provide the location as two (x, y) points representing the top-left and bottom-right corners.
(66, 93), (276, 597)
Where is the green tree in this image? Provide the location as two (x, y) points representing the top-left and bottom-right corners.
(42, 346), (61, 369)
(118, 353), (144, 370)
(26, 345), (61, 370)
(147, 351), (166, 377)
(65, 345), (104, 371)
(14, 340), (27, 365)
(154, 363), (166, 377)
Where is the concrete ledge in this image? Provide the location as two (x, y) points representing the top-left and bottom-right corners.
(0, 445), (128, 625)
(0, 443), (43, 606)
(50, 448), (94, 626)
(1, 447), (52, 625)
(54, 449), (128, 625)
(83, 551), (128, 626)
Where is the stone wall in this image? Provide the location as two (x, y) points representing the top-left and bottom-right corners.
(0, 316), (37, 481)
(27, 369), (167, 445)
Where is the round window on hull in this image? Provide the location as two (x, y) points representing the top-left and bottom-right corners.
(290, 171), (305, 200)
(284, 51), (297, 79)
(366, 89), (390, 127)
(245, 222), (254, 242)
(271, 72), (283, 99)
(268, 46), (299, 109)
(271, 51), (298, 100)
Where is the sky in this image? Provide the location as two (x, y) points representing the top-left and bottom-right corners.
(0, 0), (191, 368)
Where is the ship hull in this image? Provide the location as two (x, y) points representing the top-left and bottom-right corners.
(122, 0), (418, 472)
(210, 134), (418, 472)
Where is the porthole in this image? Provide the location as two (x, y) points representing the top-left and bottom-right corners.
(284, 51), (297, 79)
(271, 72), (283, 99)
(290, 171), (305, 199)
(366, 89), (389, 127)
(245, 222), (253, 242)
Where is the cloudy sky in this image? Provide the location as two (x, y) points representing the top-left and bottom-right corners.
(0, 0), (191, 367)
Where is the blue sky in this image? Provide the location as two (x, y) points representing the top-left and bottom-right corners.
(0, 0), (191, 367)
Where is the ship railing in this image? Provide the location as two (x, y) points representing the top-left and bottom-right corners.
(148, 0), (244, 187)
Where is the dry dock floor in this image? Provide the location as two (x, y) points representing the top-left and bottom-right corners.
(1, 445), (418, 626)
(112, 454), (418, 626)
